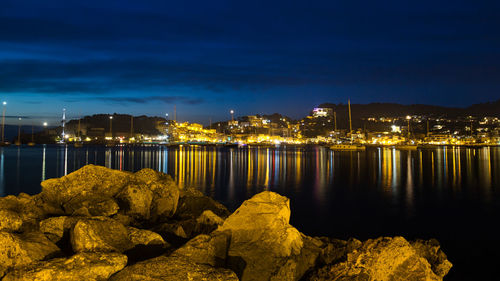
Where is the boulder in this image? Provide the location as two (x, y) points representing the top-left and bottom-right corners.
(176, 188), (230, 220)
(0, 231), (60, 271)
(39, 216), (80, 243)
(0, 193), (53, 231)
(63, 196), (119, 217)
(2, 252), (127, 281)
(411, 239), (453, 278)
(127, 227), (166, 247)
(125, 227), (170, 264)
(195, 210), (225, 234)
(70, 217), (132, 253)
(218, 191), (308, 281)
(308, 236), (448, 281)
(171, 231), (231, 267)
(41, 165), (133, 207)
(0, 209), (23, 232)
(109, 255), (238, 281)
(116, 184), (153, 220)
(134, 169), (180, 221)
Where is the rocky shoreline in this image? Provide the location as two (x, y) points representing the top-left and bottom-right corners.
(0, 165), (452, 280)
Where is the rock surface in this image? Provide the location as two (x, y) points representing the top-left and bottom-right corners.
(0, 209), (23, 232)
(0, 165), (452, 281)
(411, 239), (453, 278)
(171, 232), (230, 267)
(116, 184), (153, 220)
(0, 231), (60, 272)
(109, 255), (238, 281)
(134, 168), (180, 221)
(41, 165), (132, 207)
(126, 227), (165, 246)
(218, 191), (308, 281)
(70, 217), (132, 253)
(3, 252), (127, 281)
(308, 236), (445, 281)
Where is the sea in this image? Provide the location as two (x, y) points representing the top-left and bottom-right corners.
(1, 144), (499, 280)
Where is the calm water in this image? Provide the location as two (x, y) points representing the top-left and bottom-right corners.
(1, 144), (499, 280)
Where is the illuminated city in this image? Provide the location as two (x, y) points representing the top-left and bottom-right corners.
(1, 1), (499, 281)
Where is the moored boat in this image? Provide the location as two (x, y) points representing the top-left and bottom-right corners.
(330, 144), (366, 151)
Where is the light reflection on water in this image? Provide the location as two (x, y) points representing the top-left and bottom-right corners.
(0, 145), (497, 205)
(0, 144), (499, 279)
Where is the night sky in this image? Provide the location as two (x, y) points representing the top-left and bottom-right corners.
(1, 0), (499, 125)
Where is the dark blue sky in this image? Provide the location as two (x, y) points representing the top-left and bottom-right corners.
(1, 0), (499, 125)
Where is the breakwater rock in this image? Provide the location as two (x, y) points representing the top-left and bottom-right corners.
(0, 165), (452, 280)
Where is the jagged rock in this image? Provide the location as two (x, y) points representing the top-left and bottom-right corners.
(195, 210), (225, 234)
(176, 188), (230, 220)
(2, 252), (127, 281)
(70, 217), (132, 253)
(63, 196), (119, 217)
(134, 169), (180, 221)
(41, 165), (133, 207)
(125, 227), (170, 264)
(0, 231), (60, 271)
(109, 255), (238, 281)
(218, 191), (307, 281)
(116, 184), (153, 220)
(127, 227), (166, 247)
(171, 231), (231, 267)
(411, 239), (453, 278)
(0, 193), (54, 232)
(39, 216), (80, 243)
(0, 209), (23, 232)
(308, 236), (448, 281)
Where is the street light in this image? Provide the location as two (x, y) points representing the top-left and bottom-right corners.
(230, 110), (234, 122)
(406, 115), (411, 140)
(109, 116), (113, 138)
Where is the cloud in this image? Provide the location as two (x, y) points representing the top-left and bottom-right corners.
(94, 96), (204, 105)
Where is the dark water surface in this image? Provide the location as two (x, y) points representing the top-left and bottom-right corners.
(1, 144), (499, 280)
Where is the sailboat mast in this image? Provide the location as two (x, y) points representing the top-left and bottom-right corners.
(348, 99), (353, 142)
(61, 109), (66, 142)
(77, 118), (81, 140)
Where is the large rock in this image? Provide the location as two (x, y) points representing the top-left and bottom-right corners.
(0, 209), (23, 232)
(109, 255), (238, 281)
(0, 231), (60, 272)
(127, 226), (166, 247)
(0, 193), (55, 231)
(70, 217), (132, 253)
(3, 252), (127, 281)
(41, 165), (133, 207)
(195, 210), (225, 234)
(39, 216), (80, 243)
(134, 169), (180, 221)
(176, 188), (229, 220)
(411, 239), (453, 278)
(63, 196), (119, 217)
(116, 184), (153, 220)
(171, 231), (231, 267)
(218, 191), (308, 281)
(308, 236), (449, 281)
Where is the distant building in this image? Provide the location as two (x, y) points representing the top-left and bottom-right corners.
(312, 107), (333, 117)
